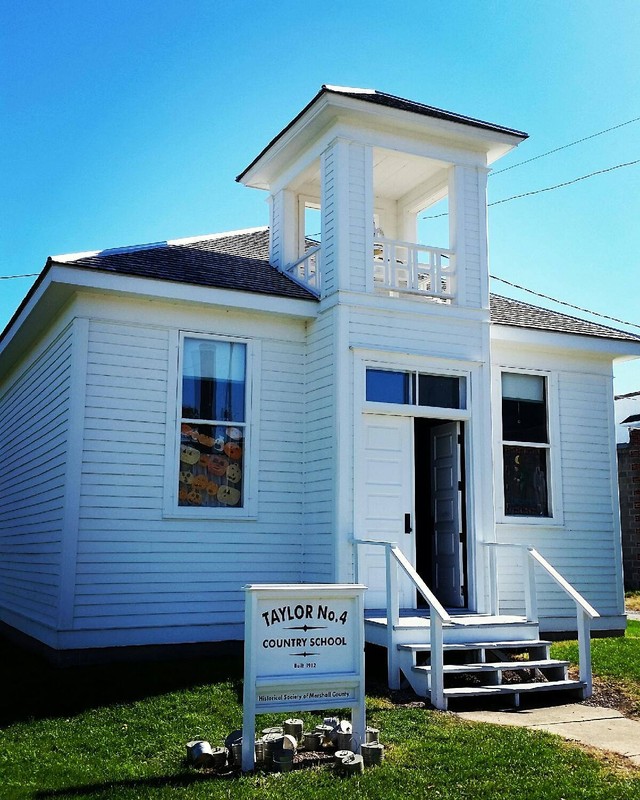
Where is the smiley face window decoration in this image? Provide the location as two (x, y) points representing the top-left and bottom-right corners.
(178, 337), (246, 508)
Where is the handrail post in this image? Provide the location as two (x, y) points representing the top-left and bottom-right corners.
(430, 606), (445, 710)
(386, 543), (401, 690)
(577, 606), (593, 697)
(523, 548), (538, 623)
(488, 545), (498, 616)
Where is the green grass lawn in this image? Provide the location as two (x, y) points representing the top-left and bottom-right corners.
(551, 620), (640, 713)
(1, 631), (639, 800)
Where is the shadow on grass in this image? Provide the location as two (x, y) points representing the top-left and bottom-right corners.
(34, 769), (241, 799)
(0, 635), (244, 727)
(0, 638), (397, 728)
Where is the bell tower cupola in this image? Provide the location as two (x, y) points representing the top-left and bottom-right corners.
(237, 85), (527, 309)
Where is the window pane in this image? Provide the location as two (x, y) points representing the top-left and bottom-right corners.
(503, 446), (549, 516)
(502, 373), (547, 443)
(502, 373), (544, 402)
(182, 339), (245, 421)
(418, 374), (461, 409)
(502, 398), (547, 443)
(178, 423), (244, 508)
(366, 369), (412, 404)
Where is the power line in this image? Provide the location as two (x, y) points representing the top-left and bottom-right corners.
(488, 159), (640, 207)
(491, 115), (640, 176)
(0, 272), (39, 280)
(491, 274), (640, 331)
(424, 158), (640, 218)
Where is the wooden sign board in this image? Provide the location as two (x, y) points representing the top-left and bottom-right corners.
(242, 583), (367, 771)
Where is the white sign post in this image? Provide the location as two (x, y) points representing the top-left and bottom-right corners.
(242, 583), (367, 772)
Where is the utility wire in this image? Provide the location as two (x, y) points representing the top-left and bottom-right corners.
(491, 274), (640, 331)
(424, 158), (640, 218)
(0, 272), (39, 280)
(489, 159), (640, 207)
(491, 115), (640, 177)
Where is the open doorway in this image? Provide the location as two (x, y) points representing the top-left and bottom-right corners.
(414, 418), (467, 608)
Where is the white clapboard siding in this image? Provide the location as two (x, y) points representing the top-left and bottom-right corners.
(269, 190), (284, 269)
(0, 323), (74, 626)
(303, 309), (336, 581)
(321, 141), (338, 296)
(348, 142), (368, 292)
(494, 370), (620, 620)
(73, 318), (306, 636)
(461, 166), (482, 308)
(349, 306), (485, 362)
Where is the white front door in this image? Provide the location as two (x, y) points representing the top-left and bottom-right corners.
(431, 422), (465, 607)
(356, 415), (415, 608)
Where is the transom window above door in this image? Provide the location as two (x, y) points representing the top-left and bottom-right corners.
(365, 368), (465, 409)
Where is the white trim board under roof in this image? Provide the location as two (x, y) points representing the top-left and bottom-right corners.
(237, 85), (528, 190)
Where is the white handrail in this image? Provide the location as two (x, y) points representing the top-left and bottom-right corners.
(353, 537), (451, 709)
(284, 244), (321, 294)
(372, 237), (455, 300)
(527, 548), (599, 619)
(483, 541), (599, 695)
(391, 547), (452, 623)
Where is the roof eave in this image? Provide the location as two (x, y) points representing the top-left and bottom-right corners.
(491, 320), (640, 357)
(237, 86), (528, 190)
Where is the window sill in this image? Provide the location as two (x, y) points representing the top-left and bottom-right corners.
(162, 508), (258, 522)
(497, 517), (564, 528)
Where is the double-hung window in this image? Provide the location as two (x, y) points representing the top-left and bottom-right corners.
(501, 372), (550, 517)
(177, 335), (248, 510)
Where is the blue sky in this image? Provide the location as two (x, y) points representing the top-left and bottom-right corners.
(2, 1), (639, 402)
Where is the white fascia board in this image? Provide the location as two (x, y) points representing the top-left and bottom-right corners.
(491, 322), (640, 359)
(0, 264), (317, 371)
(243, 93), (522, 190)
(323, 96), (523, 163)
(240, 94), (335, 189)
(0, 268), (57, 356)
(52, 265), (318, 318)
(325, 287), (491, 324)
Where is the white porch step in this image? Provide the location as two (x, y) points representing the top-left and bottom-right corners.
(368, 609), (590, 710)
(365, 612), (540, 648)
(443, 679), (586, 705)
(411, 658), (571, 696)
(413, 658), (569, 676)
(398, 639), (553, 654)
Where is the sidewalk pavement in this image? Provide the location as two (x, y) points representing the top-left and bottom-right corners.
(456, 703), (640, 766)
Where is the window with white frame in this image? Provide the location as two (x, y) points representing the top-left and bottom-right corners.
(178, 336), (247, 509)
(501, 372), (550, 517)
(365, 367), (465, 409)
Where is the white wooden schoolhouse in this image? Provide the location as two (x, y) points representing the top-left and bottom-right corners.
(2, 85), (640, 707)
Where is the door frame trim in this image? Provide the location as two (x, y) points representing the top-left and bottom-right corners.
(353, 350), (481, 612)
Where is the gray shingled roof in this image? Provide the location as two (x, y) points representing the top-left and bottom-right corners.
(49, 228), (315, 301)
(490, 294), (640, 342)
(48, 228), (639, 344)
